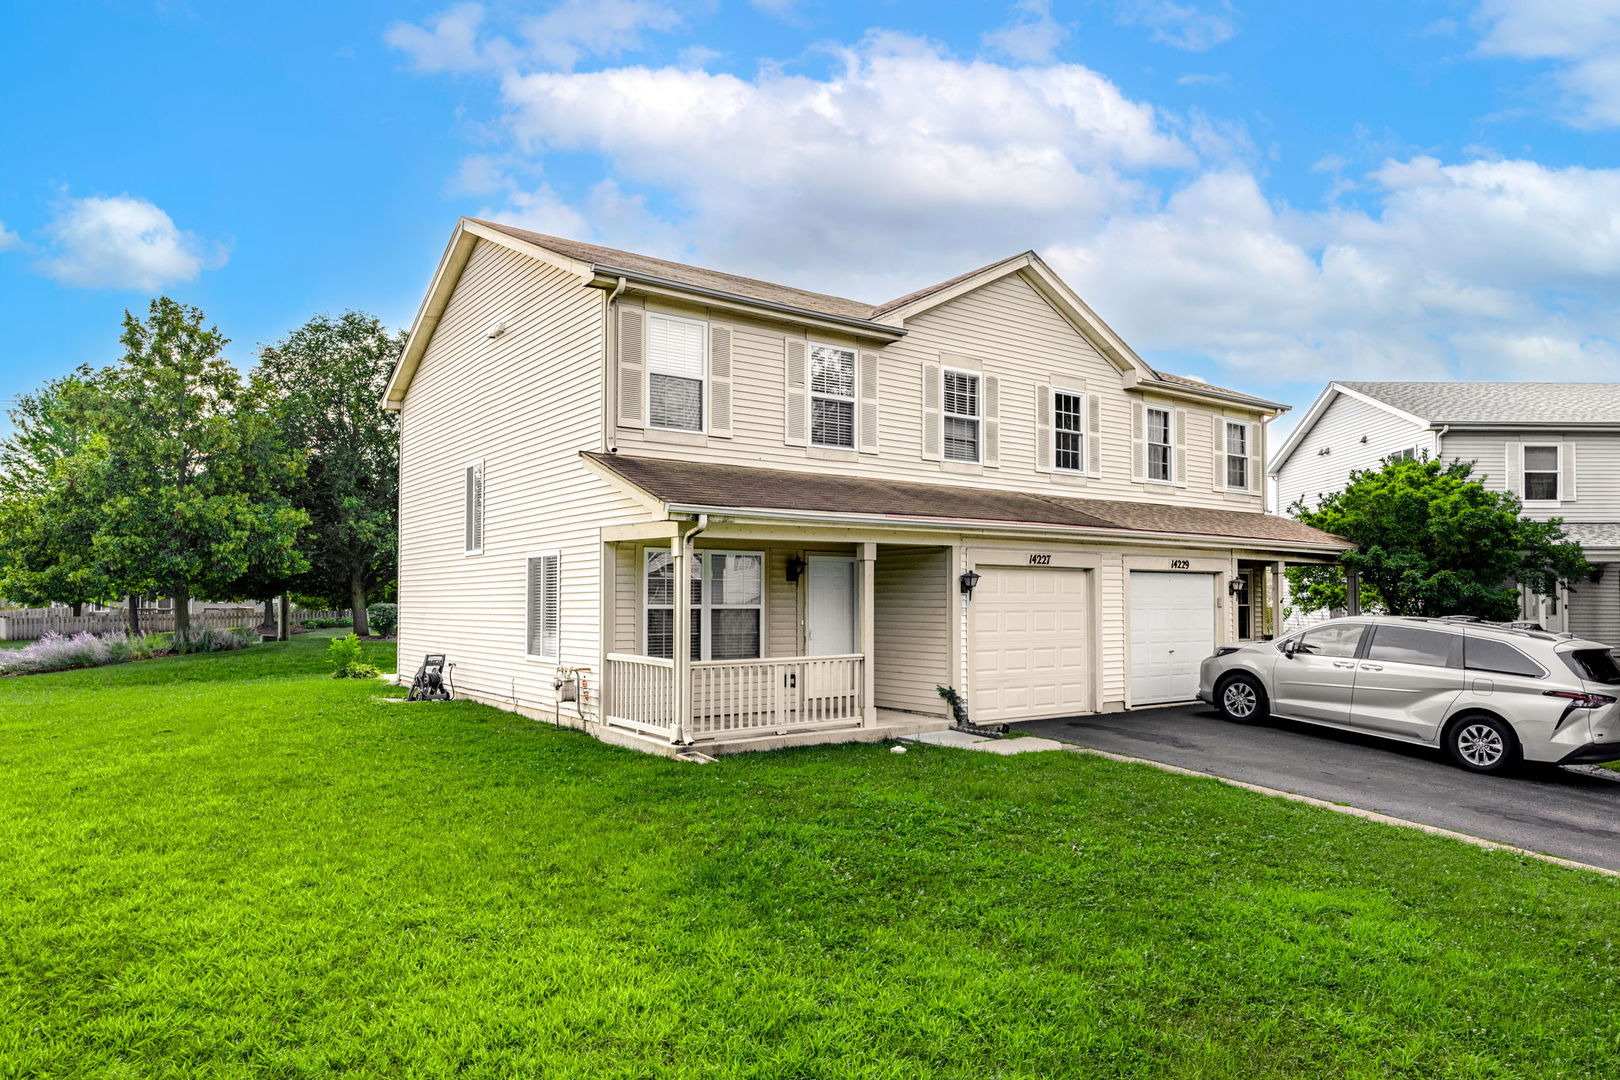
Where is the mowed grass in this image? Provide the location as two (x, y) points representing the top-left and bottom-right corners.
(3, 635), (1620, 1078)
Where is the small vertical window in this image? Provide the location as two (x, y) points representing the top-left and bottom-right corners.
(464, 460), (484, 553)
(1053, 390), (1085, 472)
(810, 344), (857, 448)
(942, 370), (981, 463)
(647, 313), (707, 432)
(1225, 421), (1249, 490)
(1524, 445), (1559, 501)
(1146, 407), (1172, 482)
(527, 553), (560, 659)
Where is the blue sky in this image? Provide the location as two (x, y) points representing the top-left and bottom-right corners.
(5, 0), (1620, 430)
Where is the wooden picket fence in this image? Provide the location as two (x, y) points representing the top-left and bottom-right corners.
(0, 607), (262, 641)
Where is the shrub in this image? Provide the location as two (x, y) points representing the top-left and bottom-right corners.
(300, 617), (353, 630)
(0, 630), (170, 676)
(172, 626), (258, 654)
(366, 602), (398, 637)
(327, 633), (379, 678)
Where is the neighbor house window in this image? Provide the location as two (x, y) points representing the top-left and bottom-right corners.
(464, 460), (484, 553)
(647, 313), (706, 432)
(1391, 447), (1417, 462)
(1053, 389), (1085, 473)
(943, 369), (980, 463)
(527, 552), (560, 659)
(645, 550), (763, 661)
(1146, 406), (1172, 482)
(1524, 445), (1559, 501)
(810, 344), (857, 448)
(1225, 421), (1249, 490)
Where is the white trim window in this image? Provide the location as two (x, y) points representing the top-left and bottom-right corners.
(646, 312), (707, 432)
(1523, 444), (1559, 502)
(463, 459), (485, 554)
(1053, 389), (1086, 473)
(942, 369), (981, 463)
(809, 343), (857, 448)
(527, 552), (560, 659)
(1224, 420), (1250, 490)
(1146, 406), (1173, 483)
(645, 550), (764, 661)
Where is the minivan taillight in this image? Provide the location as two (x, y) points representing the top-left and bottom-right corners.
(1544, 690), (1618, 709)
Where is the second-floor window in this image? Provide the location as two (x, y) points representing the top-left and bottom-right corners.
(1225, 421), (1249, 490)
(647, 313), (706, 432)
(810, 344), (856, 448)
(943, 369), (980, 463)
(1146, 406), (1173, 482)
(1524, 445), (1559, 501)
(1053, 390), (1085, 472)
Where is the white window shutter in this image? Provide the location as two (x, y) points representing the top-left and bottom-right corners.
(1035, 383), (1052, 473)
(528, 553), (560, 659)
(1087, 393), (1102, 477)
(1561, 443), (1577, 503)
(464, 461), (484, 552)
(709, 324), (733, 438)
(616, 306), (645, 430)
(922, 362), (942, 460)
(1246, 423), (1260, 495)
(982, 374), (1000, 467)
(1212, 418), (1227, 493)
(1131, 401), (1146, 482)
(1173, 409), (1188, 487)
(784, 337), (809, 446)
(1504, 442), (1523, 497)
(858, 351), (880, 454)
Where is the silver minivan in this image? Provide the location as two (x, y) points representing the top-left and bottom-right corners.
(1197, 616), (1620, 773)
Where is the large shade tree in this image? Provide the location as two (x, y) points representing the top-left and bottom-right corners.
(257, 311), (404, 636)
(1288, 456), (1589, 621)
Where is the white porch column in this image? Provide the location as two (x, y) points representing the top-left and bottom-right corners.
(670, 534), (692, 744)
(1271, 560), (1286, 640)
(859, 542), (877, 728)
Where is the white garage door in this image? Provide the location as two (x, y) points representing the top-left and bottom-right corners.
(971, 566), (1090, 723)
(1130, 572), (1215, 706)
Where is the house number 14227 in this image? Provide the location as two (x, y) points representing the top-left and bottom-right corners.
(1027, 553), (1052, 565)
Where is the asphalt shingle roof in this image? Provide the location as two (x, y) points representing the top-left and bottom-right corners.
(1341, 382), (1620, 425)
(586, 453), (1349, 549)
(1560, 523), (1620, 549)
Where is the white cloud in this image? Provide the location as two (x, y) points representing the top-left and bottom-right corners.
(37, 195), (222, 291)
(0, 221), (19, 251)
(1116, 1), (1239, 52)
(385, 0), (682, 74)
(385, 2), (490, 73)
(983, 0), (1069, 63)
(1475, 0), (1620, 126)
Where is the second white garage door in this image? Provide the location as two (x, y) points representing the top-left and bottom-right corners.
(971, 566), (1091, 723)
(1129, 572), (1215, 705)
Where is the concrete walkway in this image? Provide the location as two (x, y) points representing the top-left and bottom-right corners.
(901, 729), (1068, 754)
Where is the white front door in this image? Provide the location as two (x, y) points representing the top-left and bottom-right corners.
(806, 556), (858, 655)
(1129, 572), (1215, 705)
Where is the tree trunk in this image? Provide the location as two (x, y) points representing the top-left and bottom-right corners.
(173, 585), (191, 647)
(277, 595), (290, 642)
(126, 594), (141, 636)
(262, 598), (275, 632)
(350, 568), (369, 636)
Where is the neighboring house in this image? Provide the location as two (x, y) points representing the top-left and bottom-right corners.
(384, 218), (1348, 756)
(1271, 381), (1620, 642)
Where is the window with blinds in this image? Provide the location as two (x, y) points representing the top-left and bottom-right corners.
(810, 344), (856, 448)
(644, 550), (763, 661)
(1053, 390), (1085, 472)
(463, 460), (484, 553)
(647, 312), (706, 432)
(527, 553), (560, 659)
(943, 369), (980, 463)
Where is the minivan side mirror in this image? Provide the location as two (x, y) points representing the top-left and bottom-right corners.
(1280, 640), (1298, 659)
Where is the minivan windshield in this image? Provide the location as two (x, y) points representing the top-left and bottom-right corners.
(1563, 649), (1620, 685)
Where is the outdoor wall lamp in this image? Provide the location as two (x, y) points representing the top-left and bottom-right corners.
(786, 556), (807, 583)
(959, 569), (982, 598)
(1228, 575), (1248, 596)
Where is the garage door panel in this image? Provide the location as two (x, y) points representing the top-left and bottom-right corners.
(1129, 572), (1214, 706)
(972, 566), (1091, 723)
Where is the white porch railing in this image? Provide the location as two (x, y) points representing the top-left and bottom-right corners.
(602, 652), (866, 742)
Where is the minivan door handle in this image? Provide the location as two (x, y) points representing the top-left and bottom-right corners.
(1331, 661), (1356, 669)
(1360, 663), (1383, 671)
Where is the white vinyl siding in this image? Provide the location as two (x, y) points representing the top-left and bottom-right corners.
(1053, 389), (1085, 473)
(1273, 391), (1433, 514)
(463, 460), (484, 554)
(527, 552), (560, 659)
(646, 312), (707, 432)
(809, 343), (857, 448)
(943, 368), (981, 463)
(645, 550), (764, 661)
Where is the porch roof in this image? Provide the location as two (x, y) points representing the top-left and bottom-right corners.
(584, 453), (1351, 550)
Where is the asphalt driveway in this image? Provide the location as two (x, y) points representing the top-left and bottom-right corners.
(1011, 703), (1620, 872)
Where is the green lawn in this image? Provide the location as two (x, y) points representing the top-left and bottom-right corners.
(3, 634), (1619, 1078)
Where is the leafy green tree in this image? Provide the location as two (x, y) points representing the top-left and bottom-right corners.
(89, 298), (308, 644)
(1288, 456), (1589, 621)
(257, 311), (403, 636)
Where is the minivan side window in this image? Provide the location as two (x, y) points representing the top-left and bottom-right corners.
(1465, 637), (1547, 678)
(1365, 625), (1462, 668)
(1292, 624), (1365, 659)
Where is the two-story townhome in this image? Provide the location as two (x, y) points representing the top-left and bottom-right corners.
(1271, 382), (1620, 642)
(384, 218), (1348, 756)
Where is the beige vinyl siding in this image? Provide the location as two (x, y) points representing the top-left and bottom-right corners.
(397, 238), (649, 715)
(873, 547), (950, 716)
(1567, 577), (1620, 647)
(1273, 392), (1433, 513)
(613, 272), (1269, 513)
(1442, 429), (1620, 521)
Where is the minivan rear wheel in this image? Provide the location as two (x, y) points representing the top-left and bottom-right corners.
(1444, 713), (1521, 774)
(1217, 674), (1268, 723)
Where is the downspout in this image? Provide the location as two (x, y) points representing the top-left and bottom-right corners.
(669, 513), (709, 745)
(603, 275), (627, 453)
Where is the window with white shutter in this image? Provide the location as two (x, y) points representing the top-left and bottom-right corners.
(463, 460), (484, 554)
(942, 369), (981, 463)
(809, 343), (857, 448)
(1523, 445), (1560, 502)
(527, 552), (560, 659)
(646, 313), (707, 432)
(1224, 420), (1251, 490)
(644, 550), (762, 660)
(1053, 389), (1086, 473)
(1145, 407), (1173, 483)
